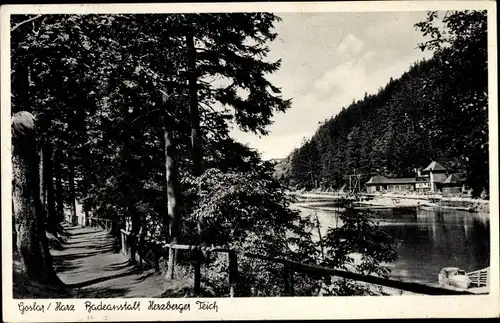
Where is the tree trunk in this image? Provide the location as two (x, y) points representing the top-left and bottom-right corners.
(138, 221), (147, 269)
(162, 104), (180, 279)
(39, 142), (47, 223)
(314, 212), (325, 261)
(129, 205), (140, 264)
(187, 31), (210, 262)
(186, 32), (203, 176)
(44, 142), (58, 235)
(75, 102), (89, 228)
(13, 201), (18, 255)
(11, 111), (62, 285)
(68, 161), (77, 226)
(54, 151), (65, 223)
(81, 171), (91, 228)
(38, 115), (51, 225)
(83, 204), (89, 227)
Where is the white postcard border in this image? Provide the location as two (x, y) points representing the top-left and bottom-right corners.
(1, 2), (498, 321)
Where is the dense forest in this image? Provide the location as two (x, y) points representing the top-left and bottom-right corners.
(11, 13), (400, 297)
(285, 11), (489, 197)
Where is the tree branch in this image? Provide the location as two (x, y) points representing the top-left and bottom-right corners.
(11, 15), (43, 32)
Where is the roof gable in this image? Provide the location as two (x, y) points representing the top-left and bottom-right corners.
(384, 178), (417, 184)
(366, 175), (387, 184)
(366, 176), (417, 185)
(443, 173), (465, 184)
(423, 161), (447, 172)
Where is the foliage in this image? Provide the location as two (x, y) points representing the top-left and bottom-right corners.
(186, 167), (398, 296)
(319, 209), (398, 296)
(11, 13), (290, 241)
(190, 165), (298, 248)
(184, 164), (323, 296)
(323, 209), (398, 276)
(415, 10), (488, 196)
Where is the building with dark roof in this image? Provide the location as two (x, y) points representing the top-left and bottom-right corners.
(365, 161), (451, 194)
(365, 175), (418, 193)
(442, 173), (467, 197)
(422, 161), (447, 172)
(421, 161), (447, 192)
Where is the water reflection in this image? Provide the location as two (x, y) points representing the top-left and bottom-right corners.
(293, 203), (490, 284)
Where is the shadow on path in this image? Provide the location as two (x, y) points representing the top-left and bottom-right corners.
(48, 224), (169, 298)
(66, 269), (137, 288)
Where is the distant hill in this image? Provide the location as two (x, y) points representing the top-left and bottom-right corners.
(268, 157), (292, 180)
(284, 11), (488, 196)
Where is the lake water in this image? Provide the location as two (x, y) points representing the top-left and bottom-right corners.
(293, 203), (490, 285)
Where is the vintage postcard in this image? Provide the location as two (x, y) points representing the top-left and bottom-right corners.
(1, 1), (498, 321)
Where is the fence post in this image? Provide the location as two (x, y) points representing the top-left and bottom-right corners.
(228, 250), (238, 297)
(193, 249), (202, 295)
(283, 263), (295, 296)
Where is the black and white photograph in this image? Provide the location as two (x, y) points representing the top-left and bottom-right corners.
(1, 2), (498, 321)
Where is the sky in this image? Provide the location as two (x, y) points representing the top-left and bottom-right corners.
(230, 11), (435, 160)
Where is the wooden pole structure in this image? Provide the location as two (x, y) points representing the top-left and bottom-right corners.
(193, 252), (201, 294)
(283, 263), (294, 296)
(314, 212), (325, 261)
(193, 183), (202, 294)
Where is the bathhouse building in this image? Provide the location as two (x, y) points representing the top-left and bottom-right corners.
(422, 161), (448, 192)
(441, 173), (468, 197)
(365, 161), (451, 194)
(365, 176), (417, 193)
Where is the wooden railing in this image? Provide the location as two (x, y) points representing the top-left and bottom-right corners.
(213, 250), (481, 296)
(119, 229), (476, 296)
(468, 267), (489, 287)
(119, 229), (168, 269)
(87, 217), (113, 232)
(85, 220), (478, 296)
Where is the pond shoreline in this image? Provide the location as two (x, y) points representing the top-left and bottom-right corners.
(293, 199), (490, 295)
(289, 190), (490, 214)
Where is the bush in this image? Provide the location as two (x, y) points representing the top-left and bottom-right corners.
(181, 164), (398, 296)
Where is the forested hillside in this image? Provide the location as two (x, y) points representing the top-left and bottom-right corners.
(286, 11), (488, 197)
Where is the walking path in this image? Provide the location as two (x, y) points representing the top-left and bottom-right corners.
(50, 224), (171, 298)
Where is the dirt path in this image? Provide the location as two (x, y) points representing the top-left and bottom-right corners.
(51, 224), (170, 298)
